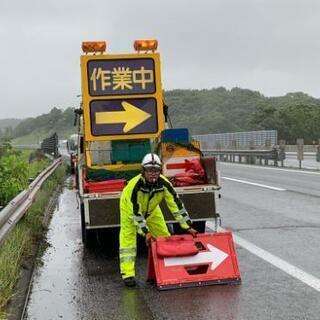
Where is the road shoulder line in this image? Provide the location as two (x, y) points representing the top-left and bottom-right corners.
(207, 223), (320, 293)
(219, 162), (320, 175)
(221, 176), (286, 191)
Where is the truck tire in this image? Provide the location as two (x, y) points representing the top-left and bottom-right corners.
(192, 221), (206, 233)
(172, 221), (206, 234)
(80, 203), (96, 248)
(96, 227), (120, 256)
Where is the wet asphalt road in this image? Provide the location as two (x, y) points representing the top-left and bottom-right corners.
(24, 163), (320, 320)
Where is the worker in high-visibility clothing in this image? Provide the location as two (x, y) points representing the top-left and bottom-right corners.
(119, 153), (198, 287)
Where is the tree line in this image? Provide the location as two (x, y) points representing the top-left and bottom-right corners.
(165, 88), (320, 144)
(0, 107), (76, 143)
(1, 88), (320, 144)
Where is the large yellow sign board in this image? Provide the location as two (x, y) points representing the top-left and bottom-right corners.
(80, 53), (164, 141)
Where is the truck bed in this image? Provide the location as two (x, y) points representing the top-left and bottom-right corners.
(81, 182), (220, 229)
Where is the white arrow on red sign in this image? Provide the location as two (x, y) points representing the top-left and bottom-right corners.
(163, 244), (228, 271)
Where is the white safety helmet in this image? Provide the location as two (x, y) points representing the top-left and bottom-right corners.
(141, 153), (162, 169)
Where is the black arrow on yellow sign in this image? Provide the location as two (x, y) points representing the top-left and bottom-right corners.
(95, 101), (152, 133)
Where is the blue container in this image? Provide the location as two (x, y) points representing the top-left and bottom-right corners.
(161, 128), (190, 143)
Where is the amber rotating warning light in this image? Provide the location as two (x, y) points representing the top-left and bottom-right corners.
(82, 41), (107, 53)
(134, 39), (158, 52)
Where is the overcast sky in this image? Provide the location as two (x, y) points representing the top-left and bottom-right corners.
(1, 0), (320, 119)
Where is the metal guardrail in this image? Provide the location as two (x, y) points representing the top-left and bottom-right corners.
(0, 158), (62, 245)
(203, 149), (279, 166)
(203, 149), (277, 157)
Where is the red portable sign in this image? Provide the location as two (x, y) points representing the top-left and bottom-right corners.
(147, 232), (241, 290)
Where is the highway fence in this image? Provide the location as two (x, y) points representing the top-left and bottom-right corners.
(193, 131), (320, 165)
(203, 148), (280, 166)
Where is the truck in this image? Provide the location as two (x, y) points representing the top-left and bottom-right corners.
(75, 40), (221, 250)
(66, 133), (78, 174)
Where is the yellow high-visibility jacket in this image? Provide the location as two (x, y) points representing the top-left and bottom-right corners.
(120, 173), (192, 235)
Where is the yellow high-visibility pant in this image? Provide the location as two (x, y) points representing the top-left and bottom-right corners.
(119, 206), (170, 280)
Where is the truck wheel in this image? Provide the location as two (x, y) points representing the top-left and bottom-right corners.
(173, 221), (206, 234)
(192, 221), (206, 233)
(96, 227), (120, 256)
(80, 203), (96, 248)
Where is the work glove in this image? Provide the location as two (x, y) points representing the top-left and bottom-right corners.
(145, 232), (155, 246)
(186, 227), (198, 237)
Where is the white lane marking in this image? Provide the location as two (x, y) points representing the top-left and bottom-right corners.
(304, 166), (320, 170)
(219, 162), (320, 175)
(207, 223), (320, 292)
(221, 176), (286, 191)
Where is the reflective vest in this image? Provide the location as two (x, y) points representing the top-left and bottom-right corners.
(120, 174), (192, 235)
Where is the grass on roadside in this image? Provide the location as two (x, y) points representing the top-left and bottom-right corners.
(28, 158), (50, 180)
(0, 148), (50, 210)
(0, 164), (66, 317)
(19, 150), (50, 179)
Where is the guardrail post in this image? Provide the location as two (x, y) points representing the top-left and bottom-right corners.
(316, 140), (320, 162)
(249, 140), (255, 164)
(264, 139), (271, 166)
(297, 138), (304, 169)
(272, 147), (278, 167)
(279, 140), (286, 167)
(231, 140), (237, 163)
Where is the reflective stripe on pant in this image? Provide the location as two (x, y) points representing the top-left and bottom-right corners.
(119, 205), (170, 279)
